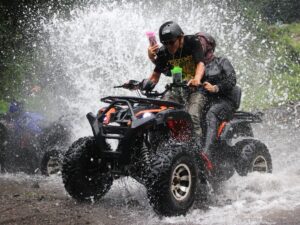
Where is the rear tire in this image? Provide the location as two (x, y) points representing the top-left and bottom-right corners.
(62, 136), (113, 202)
(235, 139), (272, 176)
(146, 143), (198, 216)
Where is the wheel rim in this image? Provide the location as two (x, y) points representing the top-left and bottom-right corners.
(251, 155), (268, 173)
(171, 163), (192, 201)
(47, 157), (61, 175)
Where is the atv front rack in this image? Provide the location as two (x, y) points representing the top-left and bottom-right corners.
(88, 96), (183, 140)
(101, 96), (184, 109)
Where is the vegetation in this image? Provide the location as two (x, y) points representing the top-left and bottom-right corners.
(0, 0), (84, 111)
(231, 0), (300, 108)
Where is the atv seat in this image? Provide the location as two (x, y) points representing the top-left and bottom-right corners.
(228, 86), (242, 110)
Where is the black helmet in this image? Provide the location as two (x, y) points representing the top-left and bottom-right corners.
(197, 32), (216, 52)
(159, 21), (184, 43)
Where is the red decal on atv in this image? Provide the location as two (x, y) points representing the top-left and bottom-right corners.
(167, 119), (192, 141)
(200, 152), (213, 170)
(217, 121), (228, 138)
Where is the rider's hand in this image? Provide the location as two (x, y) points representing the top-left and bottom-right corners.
(140, 79), (156, 91)
(203, 82), (219, 93)
(187, 79), (201, 87)
(124, 80), (140, 90)
(148, 44), (159, 62)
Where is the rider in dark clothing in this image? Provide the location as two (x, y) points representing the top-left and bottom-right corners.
(154, 35), (204, 81)
(199, 32), (237, 159)
(142, 21), (207, 139)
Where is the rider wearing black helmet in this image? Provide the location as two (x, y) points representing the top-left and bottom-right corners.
(142, 21), (206, 140)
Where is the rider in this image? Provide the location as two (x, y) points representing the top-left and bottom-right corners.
(198, 32), (237, 159)
(6, 100), (44, 135)
(141, 21), (207, 141)
(148, 31), (237, 160)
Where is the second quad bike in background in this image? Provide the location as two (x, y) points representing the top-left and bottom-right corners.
(0, 101), (71, 175)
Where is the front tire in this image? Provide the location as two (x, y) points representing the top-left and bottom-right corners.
(146, 143), (198, 216)
(62, 136), (113, 202)
(235, 139), (272, 176)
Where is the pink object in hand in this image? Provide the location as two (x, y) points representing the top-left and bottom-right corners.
(146, 31), (157, 46)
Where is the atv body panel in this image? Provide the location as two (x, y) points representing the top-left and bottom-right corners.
(86, 96), (194, 176)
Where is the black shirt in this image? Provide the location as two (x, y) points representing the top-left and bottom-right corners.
(154, 35), (204, 80)
(203, 57), (236, 96)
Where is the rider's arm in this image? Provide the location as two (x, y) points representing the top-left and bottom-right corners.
(187, 61), (205, 86)
(140, 71), (160, 91)
(149, 71), (161, 84)
(194, 61), (205, 83)
(188, 35), (205, 86)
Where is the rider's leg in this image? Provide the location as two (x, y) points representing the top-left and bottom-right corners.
(186, 91), (207, 144)
(203, 108), (218, 159)
(204, 100), (234, 159)
(162, 88), (183, 104)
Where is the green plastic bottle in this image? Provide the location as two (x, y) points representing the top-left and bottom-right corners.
(171, 66), (183, 83)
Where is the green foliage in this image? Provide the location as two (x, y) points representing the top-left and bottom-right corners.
(233, 1), (300, 109)
(268, 23), (300, 57)
(0, 100), (8, 114)
(238, 0), (300, 23)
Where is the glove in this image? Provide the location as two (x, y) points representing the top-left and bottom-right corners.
(139, 79), (156, 91)
(122, 80), (140, 90)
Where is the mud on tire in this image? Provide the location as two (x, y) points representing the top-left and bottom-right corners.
(62, 136), (113, 202)
(235, 139), (272, 176)
(146, 143), (198, 216)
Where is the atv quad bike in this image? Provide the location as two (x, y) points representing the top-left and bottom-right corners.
(62, 80), (272, 216)
(0, 112), (70, 175)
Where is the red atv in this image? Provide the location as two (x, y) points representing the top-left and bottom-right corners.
(62, 80), (272, 216)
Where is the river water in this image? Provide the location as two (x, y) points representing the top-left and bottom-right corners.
(6, 1), (300, 224)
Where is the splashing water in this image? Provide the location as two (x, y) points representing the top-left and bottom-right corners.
(33, 0), (300, 224)
(40, 0), (286, 137)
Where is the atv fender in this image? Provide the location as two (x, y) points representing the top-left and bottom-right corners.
(87, 112), (99, 136)
(219, 120), (253, 142)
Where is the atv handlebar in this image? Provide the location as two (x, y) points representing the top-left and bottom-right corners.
(114, 80), (190, 98)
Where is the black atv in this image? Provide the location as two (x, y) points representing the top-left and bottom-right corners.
(62, 80), (272, 216)
(0, 113), (71, 175)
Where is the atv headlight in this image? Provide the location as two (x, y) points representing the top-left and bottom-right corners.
(137, 112), (154, 119)
(142, 112), (154, 118)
